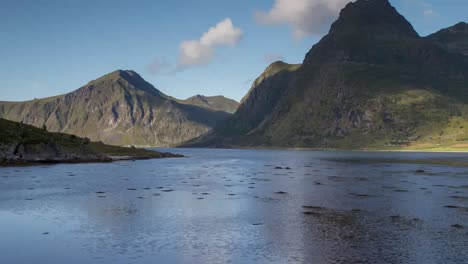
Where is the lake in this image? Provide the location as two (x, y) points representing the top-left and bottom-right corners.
(0, 148), (467, 263)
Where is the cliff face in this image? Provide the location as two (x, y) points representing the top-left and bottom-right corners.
(0, 70), (231, 146)
(186, 0), (468, 150)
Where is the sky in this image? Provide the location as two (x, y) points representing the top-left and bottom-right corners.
(1, 0), (467, 102)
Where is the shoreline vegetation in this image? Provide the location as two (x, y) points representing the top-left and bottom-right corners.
(0, 118), (183, 166)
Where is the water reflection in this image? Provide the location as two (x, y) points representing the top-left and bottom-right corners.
(0, 149), (467, 263)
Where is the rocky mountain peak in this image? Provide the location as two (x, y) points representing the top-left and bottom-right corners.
(86, 70), (165, 97)
(329, 0), (418, 38)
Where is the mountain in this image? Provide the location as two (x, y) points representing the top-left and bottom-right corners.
(186, 0), (468, 151)
(185, 61), (300, 147)
(0, 70), (231, 146)
(426, 22), (468, 56)
(182, 95), (239, 113)
(0, 118), (181, 165)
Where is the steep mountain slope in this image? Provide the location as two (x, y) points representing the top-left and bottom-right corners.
(0, 70), (230, 146)
(426, 22), (468, 56)
(185, 61), (300, 147)
(187, 0), (468, 150)
(183, 95), (239, 113)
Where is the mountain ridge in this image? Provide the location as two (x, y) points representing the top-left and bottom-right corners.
(0, 70), (234, 146)
(184, 0), (468, 151)
(182, 94), (239, 113)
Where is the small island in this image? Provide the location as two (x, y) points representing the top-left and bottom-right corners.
(0, 118), (182, 165)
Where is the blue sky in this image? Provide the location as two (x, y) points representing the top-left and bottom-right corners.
(1, 0), (467, 102)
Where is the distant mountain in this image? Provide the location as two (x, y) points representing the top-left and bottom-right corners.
(0, 118), (180, 165)
(426, 22), (468, 56)
(0, 70), (231, 146)
(182, 95), (239, 113)
(185, 0), (468, 151)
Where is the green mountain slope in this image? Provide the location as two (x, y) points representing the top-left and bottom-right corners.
(184, 61), (300, 147)
(0, 70), (231, 146)
(182, 95), (239, 113)
(185, 0), (468, 151)
(0, 118), (180, 165)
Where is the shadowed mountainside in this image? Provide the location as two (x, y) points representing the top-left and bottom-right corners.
(427, 22), (468, 57)
(182, 95), (239, 113)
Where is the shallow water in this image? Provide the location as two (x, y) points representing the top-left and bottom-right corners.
(0, 149), (467, 264)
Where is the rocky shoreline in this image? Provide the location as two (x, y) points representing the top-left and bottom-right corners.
(0, 142), (182, 166)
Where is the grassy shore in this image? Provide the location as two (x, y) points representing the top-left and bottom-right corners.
(0, 118), (182, 165)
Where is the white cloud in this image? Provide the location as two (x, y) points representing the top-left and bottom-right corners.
(178, 18), (243, 69)
(255, 0), (351, 39)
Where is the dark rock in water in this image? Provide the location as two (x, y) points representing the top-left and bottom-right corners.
(275, 191), (288, 195)
(252, 223), (264, 226)
(349, 192), (372, 198)
(95, 191), (106, 194)
(228, 193), (236, 196)
(285, 167), (291, 170)
(450, 195), (468, 200)
(162, 189), (173, 192)
(314, 181), (322, 185)
(451, 224), (464, 229)
(302, 206), (326, 210)
(127, 188), (137, 191)
(416, 170), (426, 173)
(197, 197), (204, 200)
(445, 205), (468, 211)
(142, 187), (151, 190)
(25, 198), (34, 201)
(42, 232), (50, 235)
(303, 211), (321, 216)
(394, 189), (409, 192)
(274, 167), (283, 169)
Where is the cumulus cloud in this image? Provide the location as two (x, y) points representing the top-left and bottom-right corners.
(178, 18), (243, 69)
(255, 0), (351, 39)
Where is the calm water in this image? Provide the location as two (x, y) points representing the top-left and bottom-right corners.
(0, 149), (467, 264)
